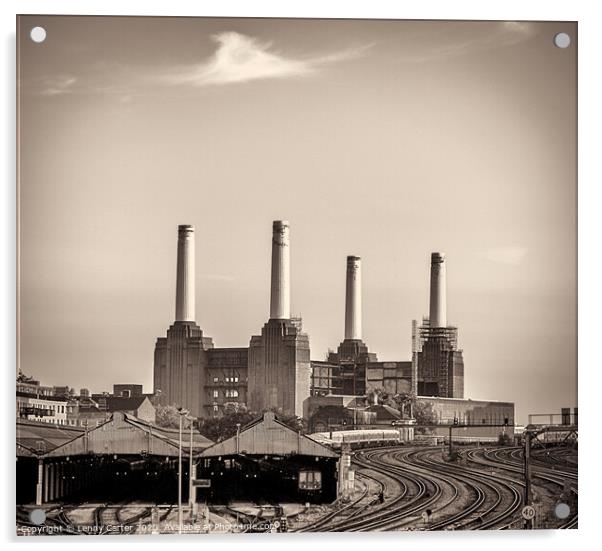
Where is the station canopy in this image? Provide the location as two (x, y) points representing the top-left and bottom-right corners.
(200, 411), (338, 458)
(16, 419), (84, 458)
(19, 412), (213, 458)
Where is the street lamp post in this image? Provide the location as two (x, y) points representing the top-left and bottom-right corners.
(188, 415), (196, 519)
(177, 408), (189, 534)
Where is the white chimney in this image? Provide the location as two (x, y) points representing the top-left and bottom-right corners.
(175, 225), (195, 322)
(429, 252), (447, 328)
(270, 220), (291, 319)
(344, 256), (362, 340)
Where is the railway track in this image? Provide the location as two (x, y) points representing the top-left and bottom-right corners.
(296, 468), (386, 532)
(298, 447), (437, 531)
(412, 450), (523, 530)
(17, 444), (577, 534)
(459, 445), (577, 529)
(90, 503), (154, 534)
(300, 446), (462, 531)
(333, 448), (451, 531)
(480, 446), (578, 528)
(390, 447), (524, 530)
(301, 443), (576, 532)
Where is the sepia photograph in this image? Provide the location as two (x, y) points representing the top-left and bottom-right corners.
(15, 15), (577, 534)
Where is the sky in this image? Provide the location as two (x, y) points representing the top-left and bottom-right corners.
(17, 16), (577, 424)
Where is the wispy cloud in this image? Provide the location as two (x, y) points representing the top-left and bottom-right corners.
(163, 32), (371, 87)
(39, 75), (77, 96)
(400, 21), (536, 64)
(30, 33), (370, 98)
(480, 246), (528, 265)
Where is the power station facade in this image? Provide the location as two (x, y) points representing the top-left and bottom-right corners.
(153, 222), (309, 418)
(247, 221), (311, 416)
(153, 222), (468, 419)
(311, 251), (464, 401)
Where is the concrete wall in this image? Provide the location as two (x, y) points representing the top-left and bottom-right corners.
(248, 319), (310, 417)
(153, 321), (214, 418)
(418, 396), (515, 437)
(365, 361), (412, 396)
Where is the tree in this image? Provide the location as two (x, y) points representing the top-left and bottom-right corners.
(197, 406), (255, 442)
(412, 400), (438, 434)
(387, 392), (438, 434)
(265, 407), (306, 433)
(16, 371), (37, 384)
(366, 388), (392, 407)
(390, 392), (416, 418)
(196, 406), (307, 443)
(155, 404), (183, 429)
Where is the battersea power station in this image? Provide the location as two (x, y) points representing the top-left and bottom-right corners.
(153, 222), (513, 427)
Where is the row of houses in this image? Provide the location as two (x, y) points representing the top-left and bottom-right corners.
(16, 373), (156, 427)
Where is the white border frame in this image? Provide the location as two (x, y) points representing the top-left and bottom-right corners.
(2, 1), (599, 549)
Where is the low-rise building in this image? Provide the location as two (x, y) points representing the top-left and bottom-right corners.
(102, 396), (156, 423)
(16, 375), (69, 426)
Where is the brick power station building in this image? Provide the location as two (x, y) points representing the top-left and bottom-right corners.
(153, 222), (513, 426)
(153, 222), (310, 418)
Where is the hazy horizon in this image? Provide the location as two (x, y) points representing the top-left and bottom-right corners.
(17, 16), (577, 424)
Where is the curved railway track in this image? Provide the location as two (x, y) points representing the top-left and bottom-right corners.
(16, 445), (577, 534)
(301, 446), (512, 531)
(300, 443), (576, 532)
(475, 446), (578, 528)
(414, 450), (522, 530)
(298, 447), (448, 531)
(295, 469), (385, 532)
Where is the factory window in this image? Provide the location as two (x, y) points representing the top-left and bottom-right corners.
(213, 390), (219, 398)
(225, 389), (239, 398)
(213, 405), (219, 412)
(213, 377), (219, 383)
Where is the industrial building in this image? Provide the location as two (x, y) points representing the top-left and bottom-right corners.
(153, 222), (309, 418)
(16, 410), (347, 507)
(308, 254), (415, 399)
(305, 251), (510, 432)
(16, 412), (213, 506)
(198, 412), (340, 504)
(152, 222), (512, 431)
(309, 252), (464, 401)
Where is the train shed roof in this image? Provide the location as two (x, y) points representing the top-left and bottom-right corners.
(200, 412), (338, 458)
(38, 412), (213, 458)
(16, 419), (84, 457)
